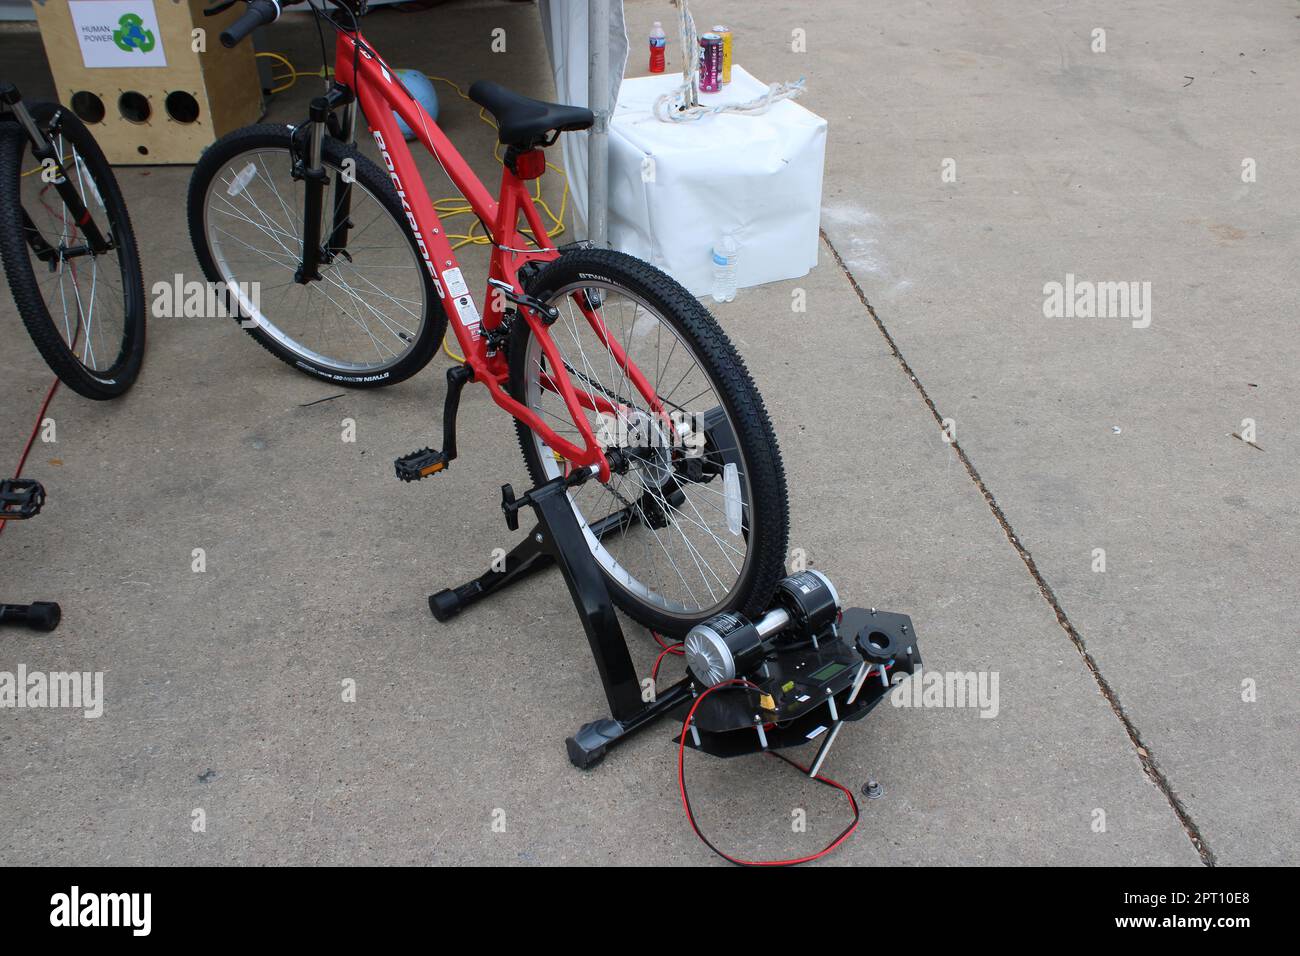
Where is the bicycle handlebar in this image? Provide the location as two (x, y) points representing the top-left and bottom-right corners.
(212, 0), (364, 49)
(220, 0), (283, 48)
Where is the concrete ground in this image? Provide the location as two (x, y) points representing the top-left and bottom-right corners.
(0, 0), (1293, 865)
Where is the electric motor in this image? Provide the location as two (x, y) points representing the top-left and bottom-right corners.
(773, 569), (841, 635)
(683, 571), (843, 686)
(683, 612), (765, 685)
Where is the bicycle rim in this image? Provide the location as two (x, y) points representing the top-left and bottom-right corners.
(518, 280), (757, 620)
(201, 146), (428, 373)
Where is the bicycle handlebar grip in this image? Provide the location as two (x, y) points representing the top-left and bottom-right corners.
(220, 0), (281, 48)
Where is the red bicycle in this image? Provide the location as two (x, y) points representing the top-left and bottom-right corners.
(187, 0), (788, 635)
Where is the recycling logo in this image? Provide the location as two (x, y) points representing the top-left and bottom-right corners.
(112, 13), (156, 54)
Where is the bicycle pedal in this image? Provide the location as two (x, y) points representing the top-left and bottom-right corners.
(0, 478), (45, 520)
(395, 448), (450, 482)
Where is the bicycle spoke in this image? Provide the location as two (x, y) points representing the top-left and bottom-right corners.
(521, 279), (754, 617)
(203, 147), (427, 373)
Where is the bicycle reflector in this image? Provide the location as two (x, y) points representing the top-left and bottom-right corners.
(512, 148), (546, 180)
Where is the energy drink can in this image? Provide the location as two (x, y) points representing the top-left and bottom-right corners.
(699, 33), (722, 93)
(712, 25), (732, 85)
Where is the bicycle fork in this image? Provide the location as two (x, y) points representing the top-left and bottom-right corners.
(0, 83), (112, 261)
(293, 83), (356, 284)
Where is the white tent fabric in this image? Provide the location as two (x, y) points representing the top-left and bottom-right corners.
(537, 0), (628, 236)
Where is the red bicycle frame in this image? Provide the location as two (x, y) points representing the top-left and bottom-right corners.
(333, 29), (664, 482)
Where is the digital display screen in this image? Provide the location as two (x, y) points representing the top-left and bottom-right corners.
(808, 661), (849, 682)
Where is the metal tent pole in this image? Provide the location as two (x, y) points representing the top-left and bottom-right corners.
(587, 0), (610, 247)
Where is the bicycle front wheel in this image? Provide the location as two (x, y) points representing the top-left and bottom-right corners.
(509, 249), (790, 637)
(187, 124), (443, 387)
(0, 103), (146, 399)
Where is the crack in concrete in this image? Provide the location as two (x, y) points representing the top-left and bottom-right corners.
(820, 229), (1216, 866)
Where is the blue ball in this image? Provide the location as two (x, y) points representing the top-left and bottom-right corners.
(393, 69), (440, 140)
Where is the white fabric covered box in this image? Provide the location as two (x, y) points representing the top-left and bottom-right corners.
(607, 66), (828, 296)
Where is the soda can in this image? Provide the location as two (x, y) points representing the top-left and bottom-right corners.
(712, 25), (733, 85)
(699, 33), (722, 93)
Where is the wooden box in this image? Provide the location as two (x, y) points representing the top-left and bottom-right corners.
(31, 0), (264, 164)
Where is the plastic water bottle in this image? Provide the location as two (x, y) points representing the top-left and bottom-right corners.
(711, 233), (738, 303)
(649, 22), (666, 73)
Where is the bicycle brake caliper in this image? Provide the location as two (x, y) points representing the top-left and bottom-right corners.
(486, 278), (559, 326)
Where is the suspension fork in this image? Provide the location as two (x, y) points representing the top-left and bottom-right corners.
(0, 83), (111, 255)
(326, 90), (358, 256)
(294, 84), (355, 283)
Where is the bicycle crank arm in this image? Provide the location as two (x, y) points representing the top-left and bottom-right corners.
(394, 364), (474, 482)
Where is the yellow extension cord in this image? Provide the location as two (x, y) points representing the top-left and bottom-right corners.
(256, 53), (572, 363)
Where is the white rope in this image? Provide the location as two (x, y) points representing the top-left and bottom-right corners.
(652, 0), (807, 123)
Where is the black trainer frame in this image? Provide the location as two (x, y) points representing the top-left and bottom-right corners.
(428, 470), (691, 768)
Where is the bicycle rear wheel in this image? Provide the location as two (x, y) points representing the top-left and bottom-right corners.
(509, 248), (789, 636)
(0, 103), (146, 400)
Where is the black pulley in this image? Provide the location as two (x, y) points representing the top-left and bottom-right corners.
(856, 620), (905, 664)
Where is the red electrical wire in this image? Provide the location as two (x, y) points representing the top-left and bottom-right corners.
(11, 377), (60, 481)
(651, 640), (684, 682)
(677, 678), (861, 866)
(0, 375), (61, 538)
(651, 629), (682, 653)
(3, 179), (85, 536)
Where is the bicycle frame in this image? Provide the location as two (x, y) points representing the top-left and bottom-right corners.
(331, 29), (663, 482)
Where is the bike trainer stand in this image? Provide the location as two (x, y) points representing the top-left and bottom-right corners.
(428, 472), (693, 769)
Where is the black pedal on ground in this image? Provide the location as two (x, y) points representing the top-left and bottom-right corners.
(0, 478), (45, 520)
(394, 447), (450, 482)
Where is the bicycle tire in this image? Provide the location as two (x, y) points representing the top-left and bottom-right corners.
(0, 104), (146, 400)
(508, 248), (790, 636)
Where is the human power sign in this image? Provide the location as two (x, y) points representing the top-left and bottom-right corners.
(68, 0), (169, 69)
